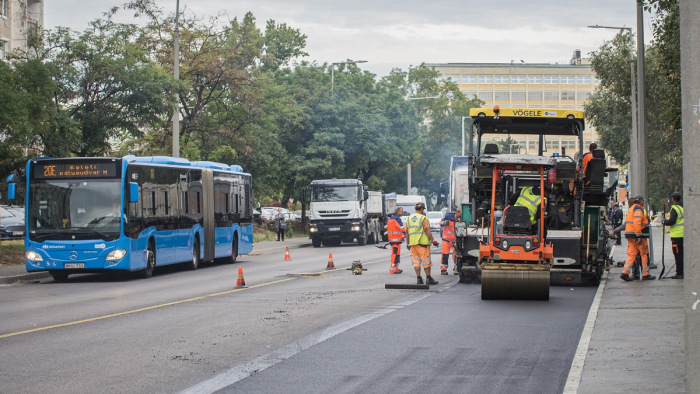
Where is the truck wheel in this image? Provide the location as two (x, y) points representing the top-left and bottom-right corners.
(312, 237), (322, 248)
(357, 236), (367, 246)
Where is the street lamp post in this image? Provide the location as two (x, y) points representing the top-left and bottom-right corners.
(331, 60), (367, 91)
(172, 0), (180, 157)
(588, 24), (638, 196)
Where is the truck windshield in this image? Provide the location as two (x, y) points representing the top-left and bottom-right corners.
(312, 185), (359, 202)
(28, 179), (122, 241)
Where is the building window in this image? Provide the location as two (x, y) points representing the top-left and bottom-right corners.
(461, 75), (476, 84)
(562, 139), (577, 151)
(0, 40), (6, 60)
(435, 76), (443, 83)
(511, 91), (526, 101)
(528, 75), (542, 84)
(544, 91), (559, 100)
(0, 0), (7, 18)
(545, 140), (559, 152)
(461, 90), (476, 99)
(511, 75), (526, 84)
(478, 91), (493, 101)
(577, 91), (591, 101)
(593, 77), (601, 85)
(494, 75), (510, 84)
(445, 75), (460, 83)
(528, 91), (542, 101)
(561, 76), (575, 84)
(478, 75), (493, 84)
(577, 75), (592, 84)
(561, 91), (575, 101)
(544, 76), (559, 84)
(495, 91), (510, 101)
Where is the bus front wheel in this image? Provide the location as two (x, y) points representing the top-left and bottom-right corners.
(140, 242), (156, 278)
(50, 270), (69, 282)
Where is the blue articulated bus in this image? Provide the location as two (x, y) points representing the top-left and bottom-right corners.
(6, 156), (254, 281)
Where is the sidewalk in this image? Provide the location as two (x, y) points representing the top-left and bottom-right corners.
(572, 224), (685, 393)
(0, 236), (312, 284)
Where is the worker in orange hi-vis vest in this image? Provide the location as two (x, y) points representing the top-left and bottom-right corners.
(439, 207), (461, 275)
(620, 195), (656, 281)
(387, 207), (406, 274)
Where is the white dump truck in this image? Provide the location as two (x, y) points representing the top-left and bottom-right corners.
(303, 179), (384, 247)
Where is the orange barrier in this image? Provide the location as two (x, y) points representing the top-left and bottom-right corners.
(326, 253), (335, 269)
(283, 247), (291, 261)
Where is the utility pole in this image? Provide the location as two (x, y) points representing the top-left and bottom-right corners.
(636, 2), (647, 202)
(172, 0), (180, 157)
(680, 1), (699, 391)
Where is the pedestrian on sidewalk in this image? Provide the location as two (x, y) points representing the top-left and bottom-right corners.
(387, 207), (406, 274)
(610, 203), (623, 245)
(662, 191), (684, 279)
(406, 202), (439, 285)
(620, 195), (656, 281)
(275, 208), (287, 241)
(439, 207), (461, 275)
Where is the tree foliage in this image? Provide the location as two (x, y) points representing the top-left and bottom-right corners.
(585, 0), (680, 208)
(0, 2), (499, 208)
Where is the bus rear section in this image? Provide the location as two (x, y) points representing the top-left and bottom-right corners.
(16, 156), (253, 281)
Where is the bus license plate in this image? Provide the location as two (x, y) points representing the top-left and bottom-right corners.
(65, 263), (84, 269)
(329, 227), (340, 231)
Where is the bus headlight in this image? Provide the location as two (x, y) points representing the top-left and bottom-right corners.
(26, 250), (43, 262)
(525, 240), (532, 250)
(501, 240), (508, 249)
(106, 249), (127, 261)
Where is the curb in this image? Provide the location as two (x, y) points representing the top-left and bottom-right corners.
(0, 271), (50, 284)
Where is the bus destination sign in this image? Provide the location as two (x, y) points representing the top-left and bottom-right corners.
(33, 161), (119, 179)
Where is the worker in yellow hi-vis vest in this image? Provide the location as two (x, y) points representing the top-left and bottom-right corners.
(662, 192), (684, 279)
(406, 202), (439, 285)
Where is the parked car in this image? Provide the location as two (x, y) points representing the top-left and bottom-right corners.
(426, 211), (443, 232)
(260, 207), (297, 222)
(0, 206), (25, 239)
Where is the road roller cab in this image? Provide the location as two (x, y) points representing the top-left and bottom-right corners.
(477, 154), (555, 300)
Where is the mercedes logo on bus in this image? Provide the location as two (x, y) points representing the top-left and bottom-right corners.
(69, 251), (78, 260)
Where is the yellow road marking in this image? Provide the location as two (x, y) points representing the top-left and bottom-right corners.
(0, 277), (295, 339)
(1, 257), (390, 340)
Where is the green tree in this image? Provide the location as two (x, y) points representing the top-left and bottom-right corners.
(35, 11), (178, 157)
(585, 0), (680, 208)
(406, 64), (482, 204)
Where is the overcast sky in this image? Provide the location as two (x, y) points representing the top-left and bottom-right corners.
(44, 1), (654, 77)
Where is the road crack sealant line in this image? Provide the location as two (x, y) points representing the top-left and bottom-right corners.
(0, 258), (388, 340)
(562, 244), (614, 393)
(178, 282), (453, 394)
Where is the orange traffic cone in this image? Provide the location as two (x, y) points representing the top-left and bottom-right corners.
(283, 247), (291, 261)
(234, 266), (247, 288)
(326, 253), (335, 270)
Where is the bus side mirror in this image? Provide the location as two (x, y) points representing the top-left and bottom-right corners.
(129, 182), (139, 203)
(6, 174), (16, 200)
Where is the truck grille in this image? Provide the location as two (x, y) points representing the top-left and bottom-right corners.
(318, 210), (351, 218)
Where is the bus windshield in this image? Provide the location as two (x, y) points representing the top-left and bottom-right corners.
(28, 179), (122, 241)
(312, 185), (359, 202)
